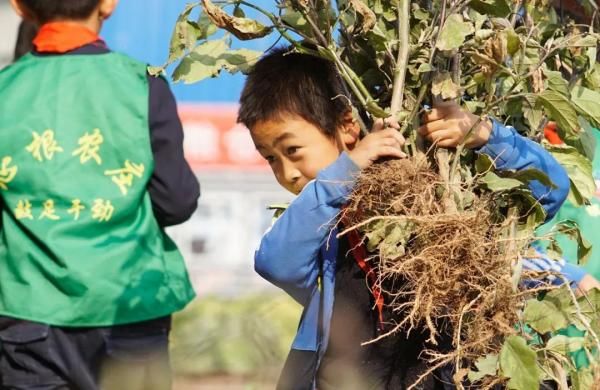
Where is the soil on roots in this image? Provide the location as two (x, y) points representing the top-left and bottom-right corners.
(341, 158), (523, 386)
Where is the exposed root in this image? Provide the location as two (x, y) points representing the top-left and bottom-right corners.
(341, 157), (530, 387)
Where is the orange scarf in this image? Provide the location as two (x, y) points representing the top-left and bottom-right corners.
(33, 22), (101, 53)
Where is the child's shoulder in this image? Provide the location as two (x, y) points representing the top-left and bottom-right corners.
(97, 51), (149, 77)
(1, 51), (146, 75)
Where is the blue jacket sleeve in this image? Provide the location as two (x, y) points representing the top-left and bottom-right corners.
(254, 152), (360, 305)
(477, 120), (570, 220)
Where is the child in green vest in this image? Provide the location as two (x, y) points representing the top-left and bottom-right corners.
(0, 1), (200, 389)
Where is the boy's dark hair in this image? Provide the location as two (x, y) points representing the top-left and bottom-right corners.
(18, 0), (100, 23)
(14, 21), (38, 61)
(238, 46), (351, 137)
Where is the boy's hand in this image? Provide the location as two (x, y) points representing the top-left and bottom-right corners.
(520, 250), (600, 296)
(348, 119), (406, 169)
(418, 101), (492, 149)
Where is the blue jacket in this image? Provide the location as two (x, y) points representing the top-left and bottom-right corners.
(254, 121), (570, 382)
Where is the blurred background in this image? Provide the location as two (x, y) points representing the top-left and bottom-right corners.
(0, 1), (298, 388)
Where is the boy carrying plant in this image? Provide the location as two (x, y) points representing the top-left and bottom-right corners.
(238, 46), (580, 389)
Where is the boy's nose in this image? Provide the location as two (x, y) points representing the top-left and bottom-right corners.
(281, 161), (301, 185)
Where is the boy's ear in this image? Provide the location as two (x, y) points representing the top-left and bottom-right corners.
(10, 0), (31, 20)
(337, 110), (360, 149)
(99, 0), (119, 20)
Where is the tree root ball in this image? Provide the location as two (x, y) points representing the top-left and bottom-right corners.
(341, 158), (525, 386)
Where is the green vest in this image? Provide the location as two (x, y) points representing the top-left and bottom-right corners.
(0, 53), (195, 326)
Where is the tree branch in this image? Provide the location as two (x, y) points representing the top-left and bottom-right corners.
(389, 0), (410, 119)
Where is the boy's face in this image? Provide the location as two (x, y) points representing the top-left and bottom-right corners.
(250, 114), (343, 195)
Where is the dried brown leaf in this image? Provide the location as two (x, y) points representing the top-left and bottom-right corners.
(349, 0), (376, 32)
(201, 0), (272, 40)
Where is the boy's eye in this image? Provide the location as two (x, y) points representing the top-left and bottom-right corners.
(265, 155), (276, 164)
(286, 146), (300, 156)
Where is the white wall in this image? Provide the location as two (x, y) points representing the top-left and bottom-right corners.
(167, 172), (293, 297)
(0, 1), (20, 67)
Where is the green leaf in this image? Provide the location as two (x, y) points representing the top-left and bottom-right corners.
(505, 168), (556, 189)
(173, 40), (260, 84)
(499, 336), (542, 390)
(506, 29), (520, 56)
(544, 69), (570, 97)
(574, 287), (600, 322)
(523, 294), (571, 333)
(537, 90), (581, 137)
(513, 45), (540, 70)
(553, 220), (593, 265)
(219, 49), (263, 74)
(465, 100), (485, 113)
(196, 13), (219, 39)
(281, 10), (311, 36)
(571, 117), (597, 161)
(585, 62), (600, 90)
(546, 335), (585, 354)
(522, 94), (543, 131)
(381, 220), (414, 258)
(364, 220), (387, 251)
(469, 9), (487, 31)
(168, 3), (198, 62)
(475, 154), (494, 174)
(412, 6), (429, 22)
(436, 14), (474, 51)
(571, 367), (595, 390)
(468, 354), (498, 382)
(513, 189), (548, 231)
(480, 172), (523, 192)
(469, 0), (512, 17)
(417, 63), (433, 73)
(475, 29), (495, 41)
(173, 39), (229, 83)
(365, 27), (389, 52)
(544, 142), (595, 205)
(568, 34), (599, 48)
(431, 72), (461, 100)
(571, 86), (600, 128)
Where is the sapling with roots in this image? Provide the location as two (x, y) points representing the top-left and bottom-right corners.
(155, 0), (600, 387)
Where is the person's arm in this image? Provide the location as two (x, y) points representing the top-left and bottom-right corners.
(419, 103), (570, 220)
(255, 153), (360, 305)
(523, 252), (600, 295)
(477, 120), (570, 220)
(578, 274), (600, 294)
(147, 75), (200, 227)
